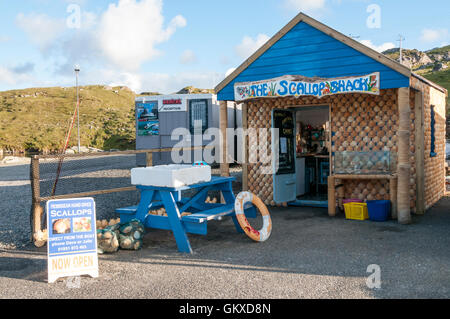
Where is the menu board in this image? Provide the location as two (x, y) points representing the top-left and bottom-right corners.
(273, 110), (295, 175)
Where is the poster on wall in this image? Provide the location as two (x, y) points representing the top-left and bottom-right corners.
(234, 72), (380, 102)
(136, 101), (159, 136)
(47, 198), (99, 283)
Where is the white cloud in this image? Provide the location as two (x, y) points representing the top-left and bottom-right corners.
(12, 0), (188, 91)
(97, 0), (186, 71)
(284, 0), (326, 12)
(235, 34), (270, 60)
(180, 50), (197, 64)
(139, 71), (223, 94)
(0, 36), (9, 43)
(107, 71), (143, 93)
(420, 28), (449, 43)
(360, 40), (395, 53)
(0, 66), (34, 86)
(15, 13), (65, 52)
(76, 68), (223, 95)
(225, 68), (236, 78)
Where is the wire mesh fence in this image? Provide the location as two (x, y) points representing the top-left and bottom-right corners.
(29, 148), (243, 246)
(38, 153), (139, 198)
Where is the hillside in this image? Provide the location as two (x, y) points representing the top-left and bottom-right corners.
(0, 44), (448, 154)
(0, 85), (137, 153)
(0, 85), (216, 154)
(383, 45), (450, 112)
(383, 46), (450, 74)
(423, 68), (450, 101)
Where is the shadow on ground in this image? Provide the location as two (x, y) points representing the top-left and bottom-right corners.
(1, 188), (450, 297)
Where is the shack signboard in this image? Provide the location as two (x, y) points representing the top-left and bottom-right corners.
(234, 72), (380, 102)
(137, 100), (159, 136)
(47, 198), (99, 283)
(159, 98), (187, 112)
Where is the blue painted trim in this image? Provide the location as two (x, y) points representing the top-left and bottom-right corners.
(217, 21), (410, 101)
(289, 200), (328, 208)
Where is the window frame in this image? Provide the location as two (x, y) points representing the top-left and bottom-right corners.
(430, 104), (437, 158)
(189, 99), (209, 135)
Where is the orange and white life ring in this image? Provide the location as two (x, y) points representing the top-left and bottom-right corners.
(234, 192), (272, 242)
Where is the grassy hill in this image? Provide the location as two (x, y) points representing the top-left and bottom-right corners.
(0, 85), (137, 153)
(423, 68), (450, 100)
(0, 85), (215, 154)
(383, 45), (450, 112)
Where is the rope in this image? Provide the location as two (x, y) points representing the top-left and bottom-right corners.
(51, 99), (80, 196)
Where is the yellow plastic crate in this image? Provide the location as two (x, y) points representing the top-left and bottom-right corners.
(344, 202), (369, 221)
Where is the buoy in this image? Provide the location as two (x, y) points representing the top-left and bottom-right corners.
(234, 192), (272, 242)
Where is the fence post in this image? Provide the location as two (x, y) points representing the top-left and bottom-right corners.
(146, 152), (153, 167)
(30, 156), (45, 246)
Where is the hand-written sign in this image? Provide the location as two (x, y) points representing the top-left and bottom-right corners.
(234, 72), (380, 102)
(47, 198), (99, 283)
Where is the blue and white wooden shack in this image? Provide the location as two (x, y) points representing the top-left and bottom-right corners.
(215, 13), (447, 224)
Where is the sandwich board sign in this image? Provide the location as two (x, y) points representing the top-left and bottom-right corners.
(46, 197), (99, 283)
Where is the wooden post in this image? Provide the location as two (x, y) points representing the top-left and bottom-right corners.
(242, 102), (248, 191)
(220, 100), (230, 177)
(397, 87), (412, 224)
(30, 156), (45, 247)
(328, 176), (336, 216)
(390, 176), (398, 219)
(336, 183), (344, 210)
(146, 152), (153, 167)
(414, 90), (425, 214)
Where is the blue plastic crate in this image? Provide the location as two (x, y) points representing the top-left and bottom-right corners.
(366, 200), (391, 222)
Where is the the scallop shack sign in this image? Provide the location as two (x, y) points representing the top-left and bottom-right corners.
(234, 72), (380, 101)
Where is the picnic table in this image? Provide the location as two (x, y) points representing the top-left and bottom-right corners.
(116, 176), (256, 253)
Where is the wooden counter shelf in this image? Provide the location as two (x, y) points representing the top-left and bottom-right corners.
(327, 174), (398, 219)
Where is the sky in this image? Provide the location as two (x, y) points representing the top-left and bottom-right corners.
(0, 0), (449, 94)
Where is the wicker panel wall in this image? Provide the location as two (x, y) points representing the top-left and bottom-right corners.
(424, 86), (446, 208)
(330, 90), (400, 204)
(245, 82), (445, 212)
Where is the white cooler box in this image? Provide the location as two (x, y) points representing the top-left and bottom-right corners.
(131, 164), (212, 188)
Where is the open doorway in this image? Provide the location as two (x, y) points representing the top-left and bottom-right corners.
(292, 105), (330, 207)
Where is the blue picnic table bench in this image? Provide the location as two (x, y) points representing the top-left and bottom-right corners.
(116, 176), (256, 253)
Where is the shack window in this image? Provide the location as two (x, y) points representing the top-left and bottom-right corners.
(430, 105), (437, 158)
(189, 99), (208, 134)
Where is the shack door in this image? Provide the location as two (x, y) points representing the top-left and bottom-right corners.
(272, 109), (296, 203)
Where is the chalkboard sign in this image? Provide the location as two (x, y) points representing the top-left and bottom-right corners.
(273, 110), (295, 175)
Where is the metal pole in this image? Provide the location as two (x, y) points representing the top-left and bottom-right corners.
(397, 35), (405, 65)
(76, 69), (80, 153)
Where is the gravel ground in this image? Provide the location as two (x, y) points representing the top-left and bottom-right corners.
(0, 156), (140, 249)
(1, 159), (450, 298)
(0, 157), (241, 249)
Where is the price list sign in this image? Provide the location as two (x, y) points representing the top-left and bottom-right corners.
(47, 198), (99, 283)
